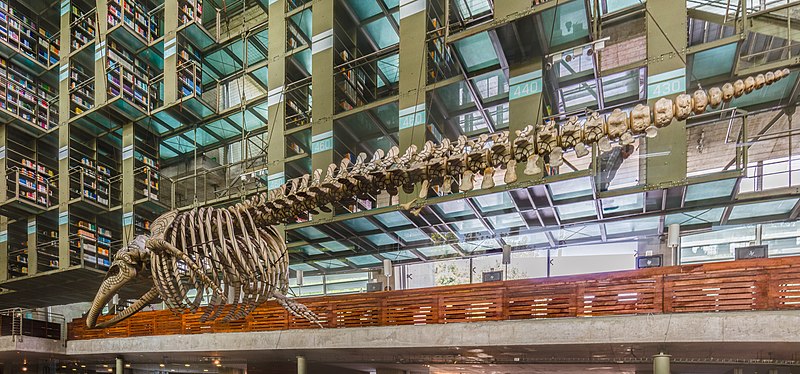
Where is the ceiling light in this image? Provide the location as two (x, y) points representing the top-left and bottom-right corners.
(125, 364), (131, 368)
(21, 367), (27, 372)
(108, 369), (113, 372)
(213, 359), (220, 365)
(185, 364), (191, 367)
(159, 364), (165, 368)
(81, 365), (86, 368)
(204, 370), (209, 372)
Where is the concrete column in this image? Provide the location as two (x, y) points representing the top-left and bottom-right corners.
(645, 0), (688, 185)
(508, 59), (544, 181)
(26, 217), (36, 275)
(310, 0), (335, 220)
(297, 356), (307, 374)
(266, 0), (286, 189)
(115, 357), (123, 374)
(120, 123), (135, 243)
(94, 0), (109, 107)
(397, 0), (428, 204)
(163, 0), (179, 105)
(653, 353), (670, 374)
(0, 216), (7, 281)
(57, 0), (71, 270)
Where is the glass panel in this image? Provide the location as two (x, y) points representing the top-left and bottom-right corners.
(680, 225), (756, 264)
(342, 217), (378, 232)
(365, 233), (397, 246)
(459, 238), (501, 253)
(314, 259), (348, 269)
(347, 255), (382, 266)
(555, 201), (597, 221)
(605, 216), (660, 236)
(374, 211), (411, 227)
(381, 250), (418, 261)
(450, 219), (487, 234)
(685, 178), (737, 203)
(728, 198), (799, 221)
(396, 228), (430, 242)
(472, 191), (514, 213)
(503, 231), (550, 247)
(665, 208), (724, 226)
(377, 54), (400, 87)
(293, 226), (327, 240)
(434, 199), (474, 219)
(297, 245), (323, 255)
(471, 69), (508, 101)
(601, 68), (642, 103)
(541, 0), (590, 48)
(549, 242), (636, 276)
(549, 176), (594, 201)
(486, 212), (526, 230)
(417, 244), (459, 258)
(691, 43), (737, 80)
(453, 32), (499, 73)
(605, 0), (641, 13)
(347, 0), (381, 20)
(289, 263), (317, 272)
(731, 71), (798, 107)
(600, 193), (643, 214)
(320, 240), (352, 252)
(560, 79), (598, 112)
(455, 0), (492, 19)
(554, 223), (602, 241)
(364, 17), (399, 49)
(291, 9), (313, 39)
(405, 259), (471, 288)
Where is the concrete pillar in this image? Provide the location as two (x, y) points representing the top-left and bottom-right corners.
(397, 0), (428, 204)
(94, 0), (109, 107)
(163, 0), (179, 105)
(57, 0), (71, 270)
(26, 217), (36, 275)
(121, 123), (135, 243)
(653, 353), (670, 374)
(0, 216), (7, 281)
(115, 357), (123, 374)
(508, 59), (544, 181)
(645, 0), (688, 185)
(310, 0), (335, 221)
(297, 356), (307, 374)
(266, 0), (286, 189)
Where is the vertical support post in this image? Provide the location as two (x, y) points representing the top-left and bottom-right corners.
(398, 0), (429, 203)
(95, 0), (109, 107)
(115, 357), (123, 374)
(645, 0), (688, 184)
(508, 59), (544, 181)
(121, 123), (135, 243)
(267, 0), (287, 188)
(653, 353), (670, 374)
(296, 356), (306, 374)
(310, 0), (334, 220)
(0, 217), (7, 281)
(26, 217), (36, 275)
(163, 0), (179, 105)
(58, 0), (71, 269)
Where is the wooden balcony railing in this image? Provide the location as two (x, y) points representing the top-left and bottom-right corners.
(68, 256), (800, 340)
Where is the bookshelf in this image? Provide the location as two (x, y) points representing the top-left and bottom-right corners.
(177, 36), (202, 97)
(69, 61), (94, 116)
(36, 212), (59, 271)
(69, 137), (116, 208)
(179, 0), (203, 25)
(7, 220), (26, 277)
(0, 0), (59, 67)
(0, 56), (58, 130)
(106, 37), (151, 111)
(4, 132), (56, 208)
(108, 0), (158, 43)
(134, 127), (159, 202)
(70, 4), (95, 52)
(69, 213), (112, 270)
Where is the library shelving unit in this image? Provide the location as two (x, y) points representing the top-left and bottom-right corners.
(133, 127), (160, 203)
(177, 36), (201, 98)
(68, 131), (119, 209)
(68, 205), (116, 270)
(35, 211), (59, 272)
(0, 56), (58, 131)
(0, 0), (60, 71)
(175, 0), (214, 54)
(1, 128), (57, 216)
(107, 0), (158, 51)
(69, 60), (94, 116)
(6, 219), (27, 278)
(69, 2), (95, 54)
(105, 37), (152, 117)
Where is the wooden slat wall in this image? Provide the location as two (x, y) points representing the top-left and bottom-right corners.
(68, 256), (800, 340)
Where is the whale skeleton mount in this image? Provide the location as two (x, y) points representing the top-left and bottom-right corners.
(86, 69), (791, 329)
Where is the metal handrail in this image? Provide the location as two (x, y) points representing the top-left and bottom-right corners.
(0, 307), (66, 342)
